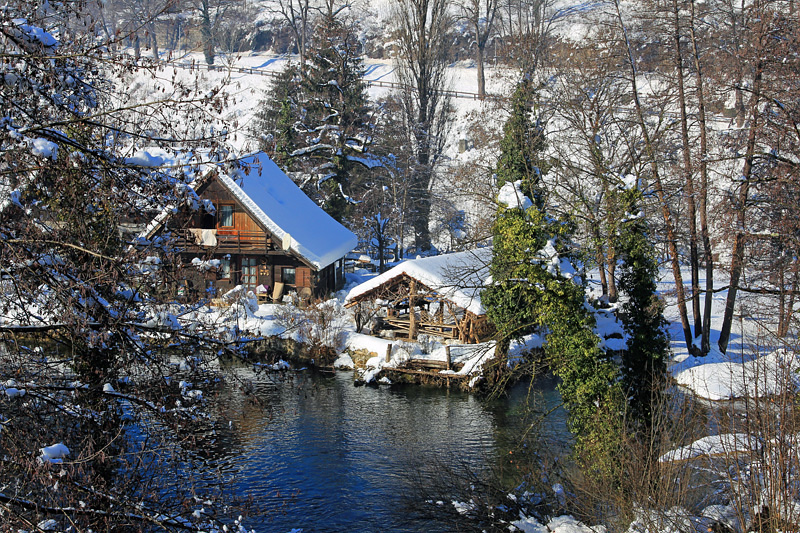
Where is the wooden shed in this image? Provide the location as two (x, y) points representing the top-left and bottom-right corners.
(345, 249), (495, 344)
(143, 152), (358, 300)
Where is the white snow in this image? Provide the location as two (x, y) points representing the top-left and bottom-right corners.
(219, 152), (358, 269)
(29, 137), (58, 159)
(513, 515), (607, 533)
(659, 433), (761, 463)
(125, 149), (167, 167)
(345, 248), (492, 315)
(674, 348), (799, 401)
(498, 180), (533, 211)
(40, 442), (70, 464)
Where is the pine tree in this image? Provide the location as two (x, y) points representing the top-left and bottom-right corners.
(255, 12), (373, 222)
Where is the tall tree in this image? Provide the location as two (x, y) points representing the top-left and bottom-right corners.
(483, 84), (620, 464)
(617, 188), (668, 432)
(393, 0), (453, 252)
(255, 9), (373, 221)
(611, 0), (696, 355)
(0, 2), (247, 528)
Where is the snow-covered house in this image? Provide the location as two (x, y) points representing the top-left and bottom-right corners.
(145, 152), (358, 299)
(345, 248), (495, 343)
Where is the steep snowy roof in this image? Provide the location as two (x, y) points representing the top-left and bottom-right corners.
(139, 150), (357, 270)
(346, 248), (492, 315)
(217, 152), (358, 270)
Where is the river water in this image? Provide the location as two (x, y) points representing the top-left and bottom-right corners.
(202, 370), (567, 532)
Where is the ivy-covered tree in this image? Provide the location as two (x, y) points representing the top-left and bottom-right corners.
(483, 77), (622, 471)
(483, 77), (553, 361)
(255, 10), (373, 222)
(617, 187), (668, 433)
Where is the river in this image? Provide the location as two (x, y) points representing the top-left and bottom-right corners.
(200, 370), (567, 532)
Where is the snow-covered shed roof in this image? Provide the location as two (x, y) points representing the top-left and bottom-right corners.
(345, 248), (492, 316)
(218, 152), (358, 270)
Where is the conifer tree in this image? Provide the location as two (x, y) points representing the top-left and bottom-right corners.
(495, 76), (546, 209)
(255, 11), (373, 221)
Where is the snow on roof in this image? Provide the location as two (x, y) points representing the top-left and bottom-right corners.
(219, 152), (357, 270)
(345, 248), (492, 315)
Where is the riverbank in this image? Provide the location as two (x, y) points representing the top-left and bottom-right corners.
(189, 288), (548, 392)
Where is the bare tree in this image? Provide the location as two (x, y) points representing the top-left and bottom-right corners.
(547, 39), (640, 304)
(456, 0), (500, 99)
(392, 0), (454, 253)
(0, 2), (251, 528)
(268, 0), (315, 67)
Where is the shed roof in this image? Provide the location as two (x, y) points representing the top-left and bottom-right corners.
(345, 248), (492, 315)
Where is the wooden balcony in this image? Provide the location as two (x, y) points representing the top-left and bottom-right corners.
(172, 228), (273, 255)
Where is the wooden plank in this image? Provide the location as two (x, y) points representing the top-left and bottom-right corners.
(407, 359), (449, 370)
(384, 367), (467, 379)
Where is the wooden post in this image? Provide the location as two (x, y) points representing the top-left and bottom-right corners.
(408, 280), (417, 340)
(445, 345), (451, 371)
(386, 343), (392, 363)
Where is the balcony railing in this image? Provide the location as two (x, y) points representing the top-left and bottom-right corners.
(173, 228), (271, 254)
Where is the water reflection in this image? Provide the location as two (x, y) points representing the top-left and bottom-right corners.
(204, 370), (565, 532)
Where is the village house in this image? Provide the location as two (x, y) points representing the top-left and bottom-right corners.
(144, 152), (358, 301)
(345, 248), (495, 344)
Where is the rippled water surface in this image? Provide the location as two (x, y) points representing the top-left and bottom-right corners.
(205, 371), (565, 532)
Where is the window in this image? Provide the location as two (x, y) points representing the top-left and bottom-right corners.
(219, 258), (231, 279)
(219, 205), (234, 227)
(282, 267), (296, 285)
(241, 258), (257, 289)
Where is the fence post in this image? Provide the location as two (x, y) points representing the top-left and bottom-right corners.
(445, 345), (451, 371)
(386, 343), (392, 363)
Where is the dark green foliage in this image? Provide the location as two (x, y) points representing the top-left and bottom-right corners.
(254, 14), (373, 221)
(617, 188), (668, 432)
(484, 77), (623, 471)
(495, 77), (547, 210)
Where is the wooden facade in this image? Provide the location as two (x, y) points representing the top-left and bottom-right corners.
(165, 173), (343, 301)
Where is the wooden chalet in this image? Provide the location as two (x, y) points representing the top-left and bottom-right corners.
(144, 152), (358, 301)
(345, 249), (495, 344)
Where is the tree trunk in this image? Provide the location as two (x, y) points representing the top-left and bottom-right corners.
(476, 43), (486, 99)
(149, 22), (159, 60)
(201, 0), (215, 65)
(133, 33), (141, 61)
(689, 0), (714, 355)
(673, 0), (702, 341)
(718, 58), (764, 354)
(607, 259), (618, 303)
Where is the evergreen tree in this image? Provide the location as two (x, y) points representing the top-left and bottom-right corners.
(482, 77), (558, 362)
(495, 76), (547, 210)
(617, 187), (668, 433)
(483, 78), (622, 471)
(255, 12), (373, 222)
